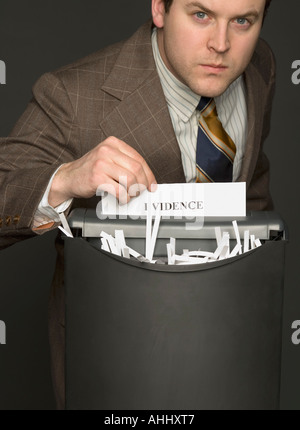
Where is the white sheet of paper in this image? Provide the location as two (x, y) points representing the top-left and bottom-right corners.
(203, 183), (246, 216)
(148, 210), (161, 262)
(100, 231), (121, 256)
(145, 209), (153, 261)
(232, 220), (243, 255)
(244, 230), (250, 253)
(215, 226), (222, 247)
(255, 238), (262, 248)
(58, 226), (73, 238)
(115, 230), (127, 251)
(101, 237), (110, 253)
(100, 183), (246, 217)
(59, 213), (74, 238)
(230, 244), (242, 258)
(122, 246), (130, 259)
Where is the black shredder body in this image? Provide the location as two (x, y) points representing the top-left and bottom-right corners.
(64, 210), (287, 410)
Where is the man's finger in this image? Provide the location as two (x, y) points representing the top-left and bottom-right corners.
(105, 138), (157, 190)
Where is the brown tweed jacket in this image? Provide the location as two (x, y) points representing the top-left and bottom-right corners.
(0, 20), (276, 407)
(0, 20), (276, 248)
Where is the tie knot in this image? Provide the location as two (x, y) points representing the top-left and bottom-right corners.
(197, 97), (212, 113)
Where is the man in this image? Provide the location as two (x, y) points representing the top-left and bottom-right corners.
(0, 0), (274, 409)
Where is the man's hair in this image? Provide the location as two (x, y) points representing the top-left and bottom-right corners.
(162, 0), (272, 18)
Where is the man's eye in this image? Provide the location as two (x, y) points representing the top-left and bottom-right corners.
(235, 18), (249, 25)
(195, 12), (208, 20)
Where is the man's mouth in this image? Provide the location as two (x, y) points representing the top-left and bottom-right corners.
(201, 64), (228, 72)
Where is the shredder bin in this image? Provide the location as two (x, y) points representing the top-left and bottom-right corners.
(64, 210), (287, 410)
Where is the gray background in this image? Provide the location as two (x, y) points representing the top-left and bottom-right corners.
(0, 0), (299, 410)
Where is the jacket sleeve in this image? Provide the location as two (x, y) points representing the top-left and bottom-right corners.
(0, 72), (80, 249)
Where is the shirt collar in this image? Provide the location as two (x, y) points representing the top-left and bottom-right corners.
(152, 28), (199, 123)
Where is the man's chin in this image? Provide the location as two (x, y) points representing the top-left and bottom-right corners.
(190, 78), (234, 98)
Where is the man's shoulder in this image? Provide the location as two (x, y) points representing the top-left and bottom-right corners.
(53, 40), (124, 81)
(251, 38), (275, 70)
(256, 38), (275, 60)
(34, 20), (153, 92)
(30, 40), (126, 99)
(246, 38), (276, 86)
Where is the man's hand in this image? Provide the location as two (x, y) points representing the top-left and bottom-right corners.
(48, 136), (157, 208)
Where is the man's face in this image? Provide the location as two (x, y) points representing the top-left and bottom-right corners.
(152, 0), (266, 97)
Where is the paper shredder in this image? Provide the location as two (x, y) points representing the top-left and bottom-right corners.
(64, 209), (287, 410)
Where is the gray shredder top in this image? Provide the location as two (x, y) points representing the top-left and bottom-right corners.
(68, 209), (287, 241)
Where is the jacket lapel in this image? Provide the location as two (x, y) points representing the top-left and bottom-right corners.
(99, 21), (185, 184)
(238, 49), (266, 187)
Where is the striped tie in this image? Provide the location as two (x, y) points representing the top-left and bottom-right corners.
(196, 97), (236, 183)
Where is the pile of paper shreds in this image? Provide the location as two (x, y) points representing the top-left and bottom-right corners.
(99, 211), (262, 266)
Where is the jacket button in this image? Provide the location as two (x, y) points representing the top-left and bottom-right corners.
(5, 216), (12, 226)
(13, 215), (21, 225)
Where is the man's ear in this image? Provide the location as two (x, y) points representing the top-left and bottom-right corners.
(152, 0), (166, 28)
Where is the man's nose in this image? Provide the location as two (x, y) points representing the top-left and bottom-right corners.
(207, 22), (230, 53)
